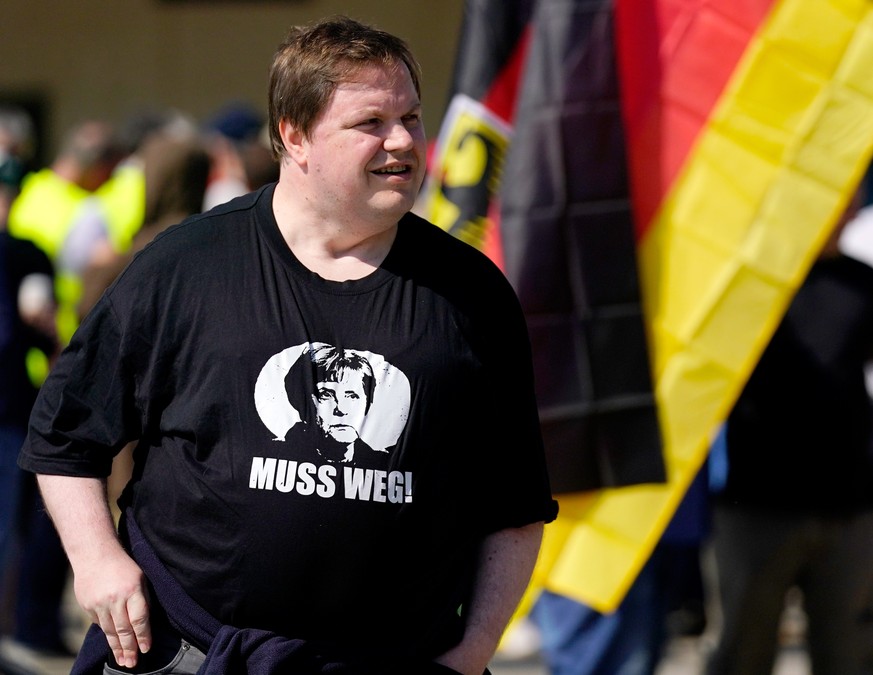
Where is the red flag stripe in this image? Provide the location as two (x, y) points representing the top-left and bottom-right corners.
(481, 25), (533, 125)
(478, 24), (532, 267)
(616, 0), (777, 238)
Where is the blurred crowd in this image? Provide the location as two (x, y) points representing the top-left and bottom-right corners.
(3, 95), (873, 675)
(0, 101), (278, 673)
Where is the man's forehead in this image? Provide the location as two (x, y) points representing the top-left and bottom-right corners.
(336, 61), (415, 93)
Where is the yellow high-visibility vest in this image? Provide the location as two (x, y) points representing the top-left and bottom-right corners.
(9, 166), (146, 346)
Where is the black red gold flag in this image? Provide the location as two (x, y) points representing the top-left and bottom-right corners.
(418, 0), (534, 266)
(419, 0), (665, 496)
(420, 0), (873, 611)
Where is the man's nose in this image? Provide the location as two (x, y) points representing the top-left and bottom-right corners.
(384, 121), (414, 152)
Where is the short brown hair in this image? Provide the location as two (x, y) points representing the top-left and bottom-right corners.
(268, 15), (422, 160)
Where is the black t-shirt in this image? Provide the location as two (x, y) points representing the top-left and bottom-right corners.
(19, 184), (557, 661)
(723, 254), (873, 514)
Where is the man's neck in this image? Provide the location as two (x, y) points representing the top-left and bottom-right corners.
(272, 177), (399, 281)
(292, 240), (395, 281)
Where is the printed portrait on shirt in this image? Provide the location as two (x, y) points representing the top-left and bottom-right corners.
(254, 342), (410, 467)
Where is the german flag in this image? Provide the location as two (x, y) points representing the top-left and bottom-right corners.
(418, 0), (533, 267)
(419, 0), (665, 494)
(419, 0), (873, 612)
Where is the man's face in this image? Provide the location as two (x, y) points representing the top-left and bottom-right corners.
(298, 61), (426, 230)
(312, 370), (369, 445)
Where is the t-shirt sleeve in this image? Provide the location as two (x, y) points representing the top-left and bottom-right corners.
(470, 268), (559, 533)
(18, 293), (141, 478)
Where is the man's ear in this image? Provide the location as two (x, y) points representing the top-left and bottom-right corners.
(278, 119), (307, 165)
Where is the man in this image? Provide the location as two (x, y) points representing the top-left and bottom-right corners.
(284, 343), (387, 466)
(18, 16), (557, 675)
(201, 102), (278, 212)
(0, 118), (71, 668)
(8, 119), (123, 343)
(0, 168), (56, 603)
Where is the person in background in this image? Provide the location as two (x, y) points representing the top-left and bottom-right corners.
(706, 188), (873, 675)
(0, 123), (61, 662)
(201, 102), (278, 211)
(84, 106), (199, 279)
(77, 128), (211, 320)
(18, 16), (556, 675)
(530, 466), (710, 675)
(0, 105), (34, 188)
(7, 119), (122, 345)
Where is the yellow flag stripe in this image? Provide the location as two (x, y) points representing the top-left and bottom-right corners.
(533, 0), (873, 613)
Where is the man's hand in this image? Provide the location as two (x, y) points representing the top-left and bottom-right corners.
(35, 474), (152, 668)
(74, 547), (152, 668)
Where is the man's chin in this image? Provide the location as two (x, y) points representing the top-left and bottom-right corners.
(369, 191), (417, 219)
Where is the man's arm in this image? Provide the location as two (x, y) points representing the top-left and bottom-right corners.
(435, 521), (544, 675)
(36, 474), (151, 668)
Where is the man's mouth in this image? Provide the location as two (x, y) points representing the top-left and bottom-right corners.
(372, 165), (411, 175)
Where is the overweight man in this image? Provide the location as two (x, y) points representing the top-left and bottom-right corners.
(19, 16), (557, 675)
